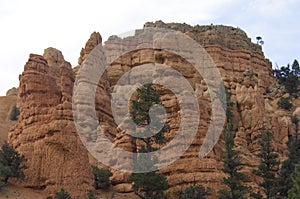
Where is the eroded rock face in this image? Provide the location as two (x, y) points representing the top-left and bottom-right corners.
(8, 49), (93, 198)
(7, 21), (298, 198)
(0, 88), (18, 144)
(78, 32), (102, 66)
(91, 22), (294, 197)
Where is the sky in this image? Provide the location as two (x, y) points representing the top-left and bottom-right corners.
(0, 0), (299, 96)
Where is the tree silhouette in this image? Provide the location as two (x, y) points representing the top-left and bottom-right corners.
(256, 36), (264, 45)
(128, 83), (169, 199)
(252, 131), (279, 199)
(287, 163), (300, 199)
(218, 87), (249, 199)
(0, 142), (27, 183)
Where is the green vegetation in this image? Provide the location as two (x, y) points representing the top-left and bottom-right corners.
(48, 189), (98, 199)
(278, 97), (293, 110)
(86, 190), (96, 199)
(54, 189), (72, 199)
(129, 172), (168, 199)
(128, 83), (169, 199)
(252, 131), (279, 199)
(218, 87), (249, 199)
(274, 59), (300, 95)
(91, 165), (112, 190)
(10, 105), (20, 121)
(288, 163), (300, 199)
(180, 184), (211, 199)
(0, 142), (26, 185)
(277, 116), (300, 197)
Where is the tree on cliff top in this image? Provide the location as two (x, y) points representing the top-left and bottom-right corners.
(274, 59), (300, 95)
(0, 142), (27, 183)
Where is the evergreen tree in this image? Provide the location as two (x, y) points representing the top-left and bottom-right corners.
(252, 131), (279, 199)
(180, 184), (211, 199)
(218, 87), (249, 199)
(10, 105), (20, 121)
(277, 116), (300, 198)
(0, 142), (27, 183)
(128, 83), (169, 199)
(274, 60), (300, 95)
(287, 163), (300, 199)
(91, 165), (112, 190)
(292, 60), (300, 77)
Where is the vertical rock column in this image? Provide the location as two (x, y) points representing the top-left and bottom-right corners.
(8, 49), (93, 198)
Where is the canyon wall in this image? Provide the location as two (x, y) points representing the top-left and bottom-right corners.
(5, 21), (299, 198)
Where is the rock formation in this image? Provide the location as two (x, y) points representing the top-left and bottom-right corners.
(4, 21), (299, 198)
(8, 48), (93, 198)
(0, 88), (18, 144)
(95, 21), (296, 197)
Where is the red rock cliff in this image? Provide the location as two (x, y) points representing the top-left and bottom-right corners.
(8, 48), (93, 198)
(6, 21), (300, 198)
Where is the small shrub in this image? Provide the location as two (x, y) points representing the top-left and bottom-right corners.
(92, 165), (112, 190)
(54, 189), (72, 199)
(86, 190), (96, 199)
(0, 181), (5, 191)
(0, 142), (27, 183)
(10, 105), (20, 121)
(292, 115), (299, 125)
(180, 185), (211, 199)
(278, 97), (293, 110)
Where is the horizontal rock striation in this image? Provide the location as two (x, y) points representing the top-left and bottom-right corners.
(8, 48), (93, 198)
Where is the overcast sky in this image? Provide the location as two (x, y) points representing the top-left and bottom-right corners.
(0, 0), (299, 96)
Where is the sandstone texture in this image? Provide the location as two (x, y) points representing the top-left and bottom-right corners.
(97, 21), (295, 197)
(0, 88), (18, 144)
(8, 48), (93, 198)
(4, 21), (299, 198)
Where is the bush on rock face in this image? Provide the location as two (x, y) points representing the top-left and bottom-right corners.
(278, 97), (292, 110)
(92, 165), (112, 190)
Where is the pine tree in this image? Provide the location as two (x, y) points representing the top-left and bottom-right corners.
(252, 131), (279, 199)
(128, 83), (169, 199)
(274, 60), (300, 95)
(0, 142), (27, 183)
(218, 87), (249, 199)
(277, 116), (300, 197)
(287, 163), (300, 199)
(292, 59), (300, 77)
